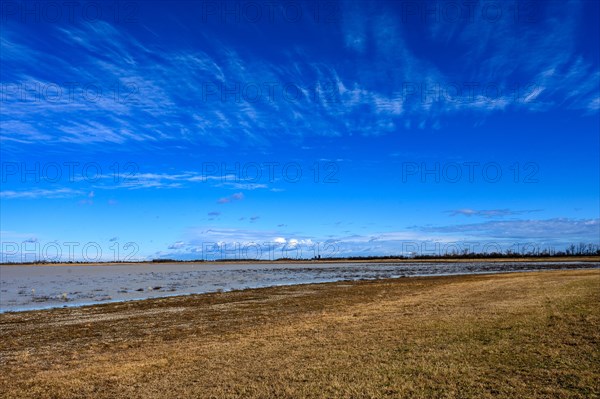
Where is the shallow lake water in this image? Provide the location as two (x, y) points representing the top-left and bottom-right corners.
(1, 261), (598, 312)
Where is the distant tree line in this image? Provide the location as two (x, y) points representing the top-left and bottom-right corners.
(2, 243), (598, 264)
(319, 242), (600, 261)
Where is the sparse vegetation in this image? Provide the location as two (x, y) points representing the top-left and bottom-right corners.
(1, 270), (598, 398)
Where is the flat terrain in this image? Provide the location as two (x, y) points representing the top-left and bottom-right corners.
(1, 270), (598, 398)
(2, 255), (599, 266)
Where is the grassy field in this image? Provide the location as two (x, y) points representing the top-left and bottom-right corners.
(1, 269), (598, 398)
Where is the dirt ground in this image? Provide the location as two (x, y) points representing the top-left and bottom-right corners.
(1, 269), (598, 398)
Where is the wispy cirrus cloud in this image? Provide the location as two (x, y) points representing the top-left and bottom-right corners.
(336, 0), (599, 129)
(0, 168), (273, 201)
(0, 188), (84, 199)
(216, 182), (269, 190)
(446, 208), (542, 218)
(2, 1), (596, 150)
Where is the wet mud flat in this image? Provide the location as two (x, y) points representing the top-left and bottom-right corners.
(1, 261), (598, 312)
(0, 270), (598, 398)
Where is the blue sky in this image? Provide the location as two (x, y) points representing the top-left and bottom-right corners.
(1, 0), (599, 261)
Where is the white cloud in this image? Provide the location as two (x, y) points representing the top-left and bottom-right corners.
(168, 241), (186, 250)
(418, 218), (600, 242)
(217, 192), (245, 204)
(0, 188), (84, 199)
(2, 4), (596, 151)
(447, 209), (541, 218)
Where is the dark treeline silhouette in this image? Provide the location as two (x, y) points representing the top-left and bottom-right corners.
(323, 243), (600, 261)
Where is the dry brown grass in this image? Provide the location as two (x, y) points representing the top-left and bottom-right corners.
(1, 270), (598, 398)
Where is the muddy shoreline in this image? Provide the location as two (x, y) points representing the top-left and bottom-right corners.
(1, 269), (598, 398)
(1, 261), (599, 313)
